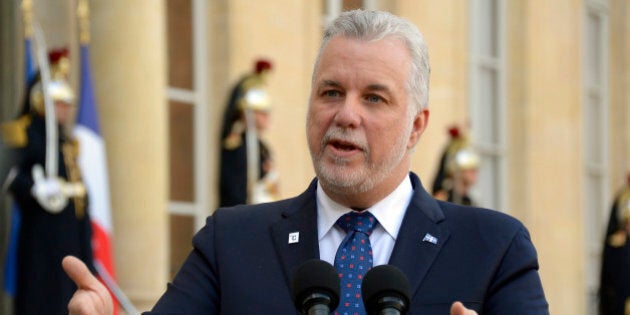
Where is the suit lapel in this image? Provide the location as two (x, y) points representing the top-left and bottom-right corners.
(270, 174), (449, 298)
(388, 173), (450, 297)
(270, 179), (320, 289)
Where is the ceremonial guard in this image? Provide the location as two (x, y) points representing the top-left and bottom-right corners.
(0, 49), (94, 315)
(219, 59), (280, 207)
(599, 174), (630, 315)
(431, 125), (480, 206)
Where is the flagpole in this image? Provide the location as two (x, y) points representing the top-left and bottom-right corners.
(94, 261), (139, 315)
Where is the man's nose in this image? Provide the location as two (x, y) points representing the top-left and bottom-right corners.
(333, 95), (362, 128)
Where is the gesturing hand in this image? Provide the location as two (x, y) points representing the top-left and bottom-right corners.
(450, 301), (478, 315)
(62, 256), (113, 315)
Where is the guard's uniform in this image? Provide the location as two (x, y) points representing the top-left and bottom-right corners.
(599, 180), (630, 315)
(2, 47), (94, 315)
(3, 113), (93, 315)
(220, 133), (274, 207)
(219, 59), (279, 207)
(443, 188), (475, 206)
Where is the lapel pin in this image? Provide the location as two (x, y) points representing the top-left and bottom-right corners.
(288, 232), (300, 244)
(422, 233), (438, 244)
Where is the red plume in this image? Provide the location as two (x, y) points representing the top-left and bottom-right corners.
(448, 125), (461, 139)
(48, 47), (69, 64)
(254, 59), (272, 74)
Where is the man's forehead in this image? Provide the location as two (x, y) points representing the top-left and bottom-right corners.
(316, 36), (410, 69)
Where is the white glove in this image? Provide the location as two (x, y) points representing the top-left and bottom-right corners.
(31, 164), (68, 214)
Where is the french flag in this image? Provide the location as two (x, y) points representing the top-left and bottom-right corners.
(74, 43), (118, 313)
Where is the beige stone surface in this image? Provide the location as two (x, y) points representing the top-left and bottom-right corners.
(609, 0), (630, 186)
(90, 0), (168, 310)
(522, 1), (585, 314)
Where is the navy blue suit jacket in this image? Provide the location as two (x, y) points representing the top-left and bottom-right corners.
(147, 173), (548, 314)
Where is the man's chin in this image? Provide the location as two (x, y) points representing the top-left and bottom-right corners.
(318, 169), (370, 193)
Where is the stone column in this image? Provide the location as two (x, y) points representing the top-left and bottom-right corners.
(0, 0), (19, 119)
(90, 1), (168, 311)
(521, 1), (584, 314)
(609, 0), (630, 182)
(0, 5), (18, 315)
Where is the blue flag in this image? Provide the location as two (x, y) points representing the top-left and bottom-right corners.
(76, 45), (101, 133)
(24, 37), (37, 84)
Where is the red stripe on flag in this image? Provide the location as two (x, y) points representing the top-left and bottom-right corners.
(92, 222), (119, 315)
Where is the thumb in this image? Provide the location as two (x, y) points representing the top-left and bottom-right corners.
(63, 256), (113, 315)
(62, 255), (98, 289)
(450, 301), (477, 315)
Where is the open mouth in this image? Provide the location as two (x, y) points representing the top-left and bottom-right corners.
(329, 139), (361, 152)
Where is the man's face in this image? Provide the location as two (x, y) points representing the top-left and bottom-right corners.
(54, 100), (74, 125)
(460, 168), (479, 187)
(307, 36), (428, 207)
(254, 110), (270, 133)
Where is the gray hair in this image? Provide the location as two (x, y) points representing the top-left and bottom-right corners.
(313, 9), (430, 111)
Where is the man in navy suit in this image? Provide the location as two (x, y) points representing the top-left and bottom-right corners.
(63, 9), (548, 315)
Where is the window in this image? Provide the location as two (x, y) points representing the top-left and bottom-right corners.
(582, 0), (609, 313)
(166, 0), (210, 279)
(468, 0), (507, 210)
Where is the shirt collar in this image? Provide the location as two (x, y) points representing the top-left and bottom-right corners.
(317, 175), (414, 241)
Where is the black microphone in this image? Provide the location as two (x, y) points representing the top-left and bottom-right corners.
(291, 259), (340, 315)
(361, 265), (411, 315)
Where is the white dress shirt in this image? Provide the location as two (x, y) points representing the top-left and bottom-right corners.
(317, 175), (413, 267)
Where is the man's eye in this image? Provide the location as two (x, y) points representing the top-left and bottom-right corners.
(366, 95), (382, 103)
(324, 90), (341, 97)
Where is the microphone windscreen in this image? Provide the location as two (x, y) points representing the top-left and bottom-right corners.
(291, 259), (340, 312)
(362, 265), (411, 313)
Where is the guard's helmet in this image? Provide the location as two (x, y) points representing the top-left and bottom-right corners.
(30, 48), (75, 113)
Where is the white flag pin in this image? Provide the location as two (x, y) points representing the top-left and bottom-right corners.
(422, 233), (438, 244)
(288, 232), (300, 244)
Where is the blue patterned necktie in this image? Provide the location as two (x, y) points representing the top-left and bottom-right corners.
(334, 211), (377, 315)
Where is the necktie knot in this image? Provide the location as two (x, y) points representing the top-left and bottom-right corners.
(336, 211), (377, 236)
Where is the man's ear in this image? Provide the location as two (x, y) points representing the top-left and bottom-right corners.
(407, 108), (429, 149)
